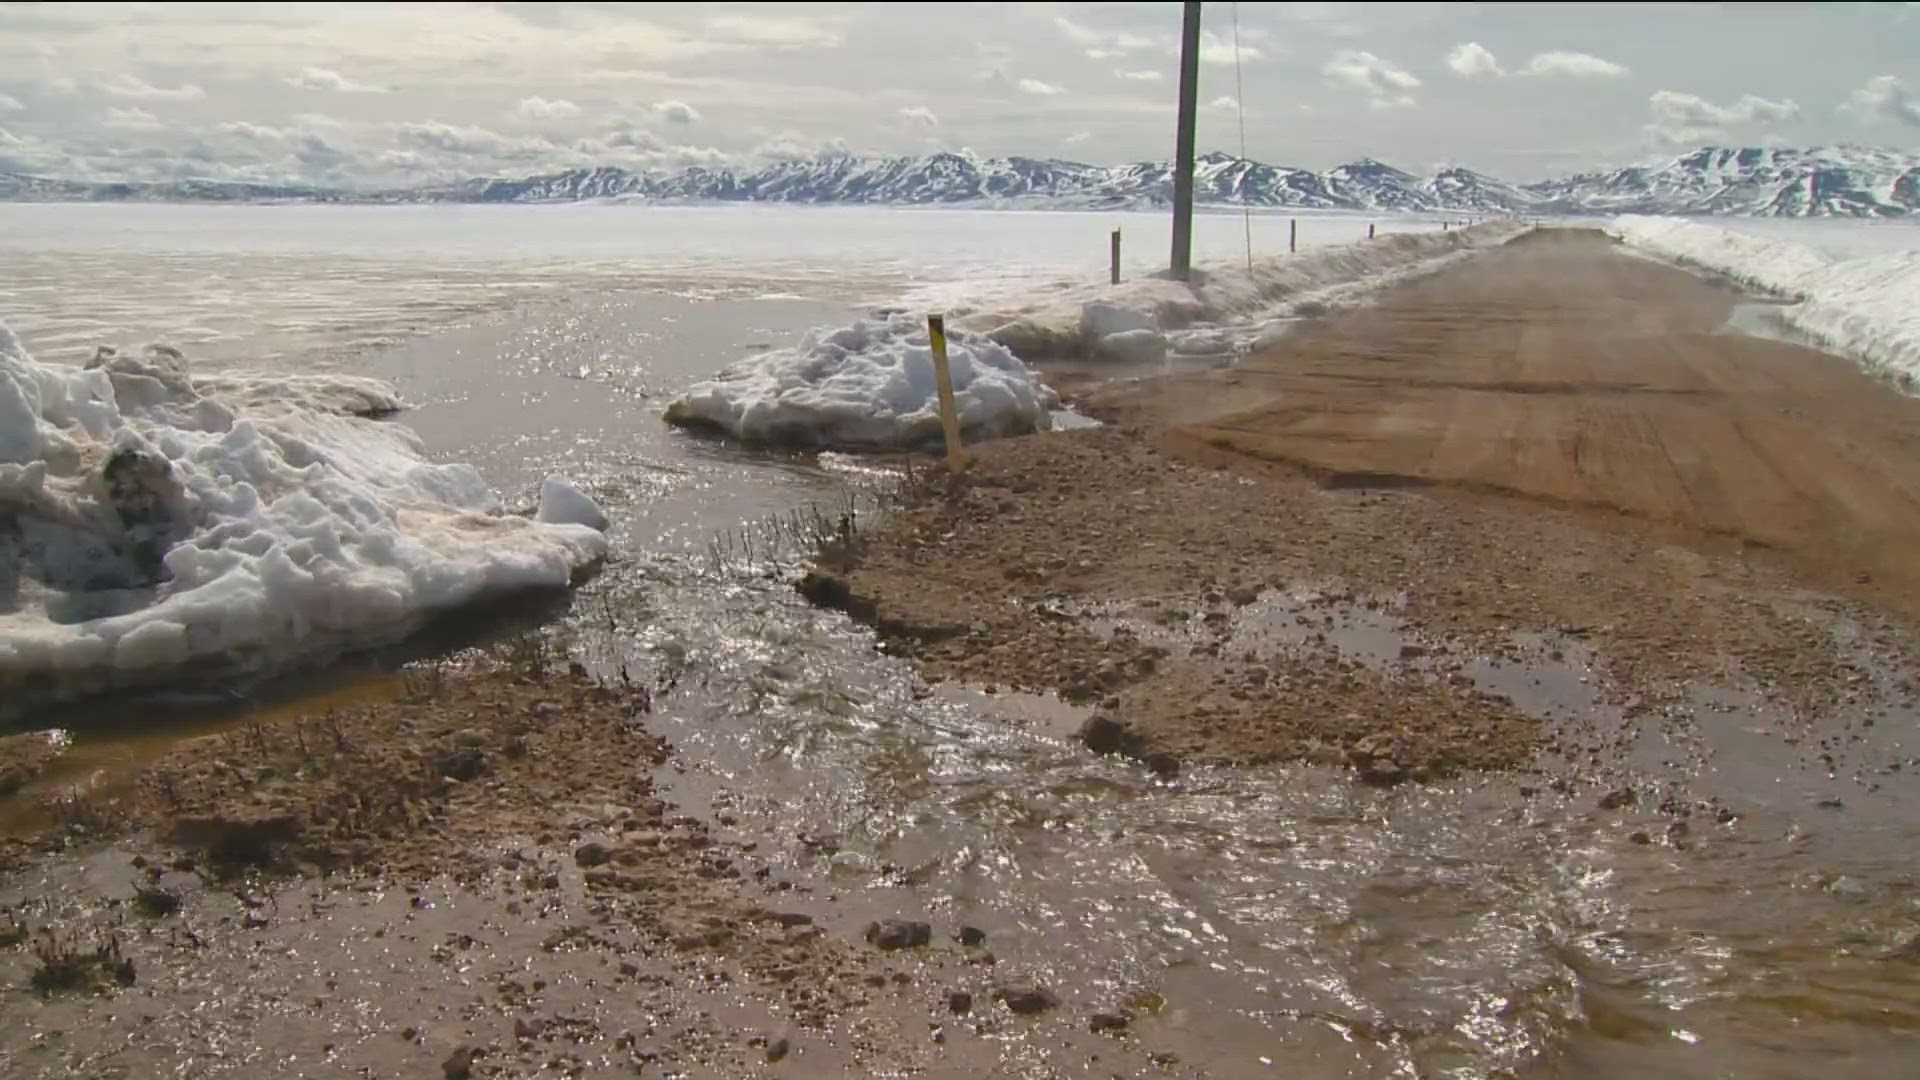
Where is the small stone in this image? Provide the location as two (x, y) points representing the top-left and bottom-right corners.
(1398, 644), (1428, 659)
(400, 1027), (418, 1042)
(765, 1037), (790, 1063)
(996, 984), (1059, 1015)
(618, 961), (639, 978)
(574, 842), (613, 867)
(1142, 752), (1181, 779)
(956, 926), (987, 948)
(1089, 1012), (1130, 1033)
(434, 746), (491, 782)
(1078, 715), (1140, 756)
(1628, 830), (1652, 845)
(1599, 787), (1636, 811)
(864, 919), (932, 950)
(515, 1016), (546, 1040)
(947, 990), (973, 1015)
(442, 1045), (481, 1080)
(769, 912), (814, 928)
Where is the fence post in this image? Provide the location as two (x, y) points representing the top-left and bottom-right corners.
(926, 314), (965, 472)
(1289, 218), (1297, 253)
(1110, 228), (1121, 285)
(1368, 222), (1375, 240)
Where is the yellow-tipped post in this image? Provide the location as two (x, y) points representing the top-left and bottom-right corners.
(926, 314), (965, 472)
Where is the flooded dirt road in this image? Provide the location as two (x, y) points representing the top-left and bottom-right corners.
(6, 232), (1920, 1078)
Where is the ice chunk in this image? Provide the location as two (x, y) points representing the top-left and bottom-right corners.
(1092, 329), (1169, 365)
(536, 475), (609, 531)
(0, 325), (609, 706)
(664, 313), (1058, 448)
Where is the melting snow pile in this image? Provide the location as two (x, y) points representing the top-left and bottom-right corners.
(664, 313), (1057, 448)
(916, 219), (1531, 363)
(0, 323), (608, 699)
(1613, 215), (1920, 388)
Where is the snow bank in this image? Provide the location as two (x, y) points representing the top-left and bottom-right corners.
(915, 220), (1530, 363)
(664, 313), (1057, 448)
(1612, 215), (1920, 388)
(0, 324), (608, 702)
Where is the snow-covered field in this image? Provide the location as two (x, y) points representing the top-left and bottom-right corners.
(0, 203), (1448, 367)
(1613, 215), (1920, 387)
(0, 322), (606, 700)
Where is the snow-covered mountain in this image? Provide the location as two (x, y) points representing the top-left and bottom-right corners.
(6, 145), (1918, 217)
(1523, 146), (1920, 218)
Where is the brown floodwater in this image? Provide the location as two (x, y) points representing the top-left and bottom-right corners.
(6, 288), (1919, 1078)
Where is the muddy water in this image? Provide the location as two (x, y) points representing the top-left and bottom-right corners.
(583, 560), (1920, 1078)
(10, 287), (1920, 1077)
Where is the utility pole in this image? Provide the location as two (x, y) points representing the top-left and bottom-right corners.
(1169, 0), (1201, 280)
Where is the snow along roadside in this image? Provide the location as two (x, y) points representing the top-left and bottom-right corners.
(1611, 215), (1920, 390)
(0, 323), (608, 707)
(920, 219), (1532, 364)
(663, 221), (1530, 450)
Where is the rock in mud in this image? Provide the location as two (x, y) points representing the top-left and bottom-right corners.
(1598, 786), (1636, 811)
(765, 1037), (790, 1063)
(574, 841), (613, 867)
(796, 571), (876, 620)
(864, 919), (932, 950)
(947, 990), (974, 1014)
(434, 746), (491, 782)
(1089, 1012), (1131, 1033)
(995, 984), (1060, 1015)
(956, 925), (987, 948)
(1077, 715), (1142, 756)
(442, 1045), (481, 1080)
(1142, 752), (1181, 778)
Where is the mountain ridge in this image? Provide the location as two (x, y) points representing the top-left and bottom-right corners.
(4, 145), (1917, 218)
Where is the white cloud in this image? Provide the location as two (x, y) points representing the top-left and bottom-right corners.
(1198, 31), (1262, 66)
(218, 120), (290, 141)
(897, 105), (939, 127)
(98, 75), (206, 101)
(1018, 78), (1065, 96)
(1521, 51), (1629, 78)
(703, 13), (844, 50)
(1446, 42), (1502, 78)
(1054, 16), (1158, 55)
(0, 126), (21, 145)
(1209, 96), (1239, 110)
(1064, 130), (1091, 144)
(285, 66), (384, 93)
(1116, 70), (1163, 82)
(1322, 50), (1420, 109)
(514, 96), (580, 120)
(653, 100), (700, 125)
(1645, 89), (1800, 145)
(1844, 75), (1920, 127)
(0, 92), (21, 112)
(103, 106), (164, 130)
(393, 120), (519, 156)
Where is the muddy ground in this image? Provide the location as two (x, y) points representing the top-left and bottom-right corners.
(809, 230), (1920, 781)
(6, 228), (1920, 1078)
(0, 662), (1081, 1077)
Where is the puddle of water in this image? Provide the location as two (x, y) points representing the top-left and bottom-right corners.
(587, 565), (1920, 1078)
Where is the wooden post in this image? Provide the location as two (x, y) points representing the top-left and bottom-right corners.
(1169, 0), (1201, 279)
(1110, 228), (1121, 285)
(1289, 218), (1297, 253)
(926, 314), (965, 472)
(1368, 222), (1375, 240)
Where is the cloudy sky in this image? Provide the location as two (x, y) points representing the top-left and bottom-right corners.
(1, 2), (1916, 188)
